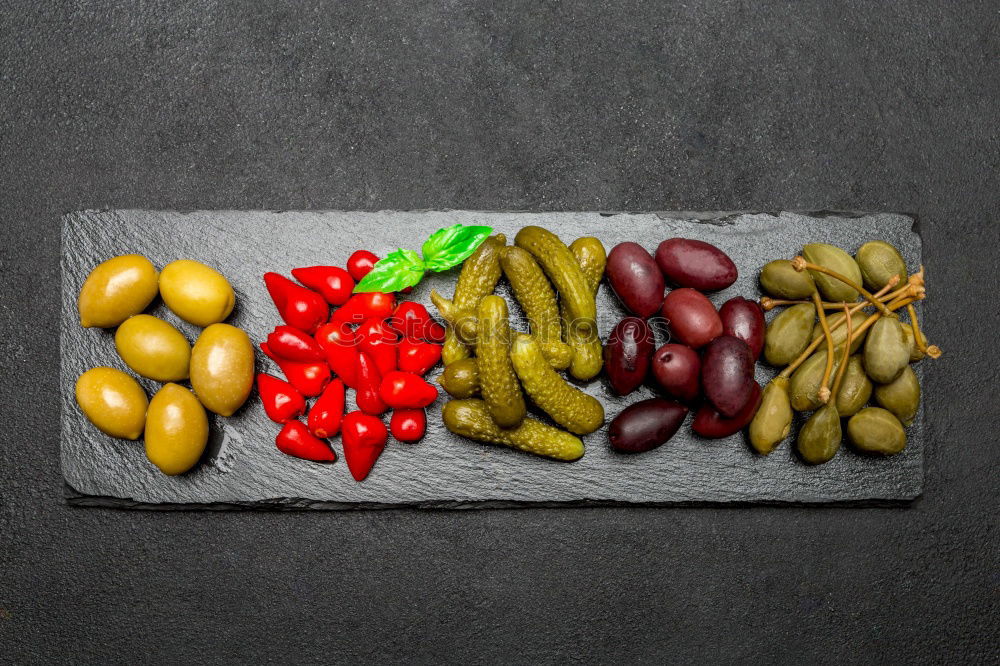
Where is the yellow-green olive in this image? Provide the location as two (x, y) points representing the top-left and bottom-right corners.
(144, 383), (208, 475)
(75, 367), (148, 439)
(114, 314), (191, 382)
(190, 323), (254, 416)
(159, 259), (235, 327)
(78, 254), (159, 328)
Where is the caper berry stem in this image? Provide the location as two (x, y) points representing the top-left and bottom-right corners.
(905, 302), (942, 359)
(813, 291), (836, 403)
(779, 296), (913, 379)
(830, 305), (853, 398)
(791, 256), (896, 317)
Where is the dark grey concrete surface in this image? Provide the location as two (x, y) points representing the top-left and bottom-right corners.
(1, 1), (997, 663)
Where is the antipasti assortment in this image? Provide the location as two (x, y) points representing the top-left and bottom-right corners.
(70, 217), (940, 484)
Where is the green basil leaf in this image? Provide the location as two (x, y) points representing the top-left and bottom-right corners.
(421, 224), (493, 272)
(353, 248), (425, 293)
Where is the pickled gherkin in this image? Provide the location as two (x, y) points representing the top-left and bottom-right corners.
(442, 399), (584, 461)
(564, 237), (606, 381)
(500, 247), (572, 369)
(476, 296), (525, 428)
(509, 334), (604, 435)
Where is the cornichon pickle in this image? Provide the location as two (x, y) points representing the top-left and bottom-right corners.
(564, 236), (606, 381)
(438, 358), (480, 399)
(864, 316), (909, 384)
(476, 295), (526, 428)
(812, 310), (869, 355)
(789, 349), (842, 412)
(873, 365), (920, 425)
(856, 240), (907, 291)
(442, 399), (584, 461)
(500, 247), (572, 369)
(797, 403), (842, 465)
(749, 377), (793, 455)
(759, 259), (816, 299)
(764, 303), (815, 367)
(509, 334), (604, 435)
(847, 407), (906, 455)
(835, 356), (872, 417)
(437, 234), (506, 365)
(514, 226), (596, 336)
(802, 243), (863, 303)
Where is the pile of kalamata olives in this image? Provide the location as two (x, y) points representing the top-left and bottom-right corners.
(603, 239), (764, 453)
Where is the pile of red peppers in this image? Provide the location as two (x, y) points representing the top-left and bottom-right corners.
(256, 251), (444, 481)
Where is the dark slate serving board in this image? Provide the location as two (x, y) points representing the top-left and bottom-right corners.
(60, 210), (924, 509)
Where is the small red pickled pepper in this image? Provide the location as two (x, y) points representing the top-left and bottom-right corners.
(390, 408), (426, 443)
(331, 291), (396, 325)
(276, 420), (336, 462)
(378, 371), (438, 409)
(291, 265), (355, 306)
(314, 321), (359, 389)
(346, 250), (379, 282)
(397, 338), (442, 376)
(257, 374), (306, 423)
(266, 325), (324, 362)
(308, 379), (345, 438)
(355, 351), (388, 415)
(389, 302), (446, 343)
(264, 272), (328, 333)
(342, 410), (388, 481)
(357, 317), (397, 375)
(261, 343), (330, 398)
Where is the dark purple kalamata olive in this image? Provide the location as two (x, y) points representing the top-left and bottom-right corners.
(650, 343), (701, 402)
(719, 296), (765, 360)
(691, 381), (762, 438)
(608, 398), (688, 453)
(661, 288), (722, 349)
(701, 335), (755, 417)
(606, 242), (665, 318)
(604, 317), (655, 395)
(655, 238), (738, 291)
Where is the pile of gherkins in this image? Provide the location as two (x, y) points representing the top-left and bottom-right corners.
(431, 226), (607, 461)
(750, 240), (938, 464)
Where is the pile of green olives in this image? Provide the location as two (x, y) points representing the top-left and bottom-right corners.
(75, 255), (253, 476)
(749, 240), (936, 464)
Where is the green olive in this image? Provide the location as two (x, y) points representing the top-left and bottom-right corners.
(78, 254), (159, 328)
(847, 407), (906, 455)
(190, 323), (254, 416)
(748, 377), (793, 455)
(759, 259), (816, 299)
(144, 383), (208, 475)
(764, 303), (815, 367)
(855, 240), (907, 291)
(114, 314), (191, 382)
(796, 404), (841, 465)
(863, 317), (909, 384)
(789, 349), (842, 412)
(873, 365), (920, 425)
(835, 356), (872, 417)
(802, 243), (863, 302)
(812, 310), (869, 355)
(159, 259), (235, 327)
(75, 367), (148, 439)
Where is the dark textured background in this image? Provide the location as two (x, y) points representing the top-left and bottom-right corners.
(2, 1), (997, 663)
